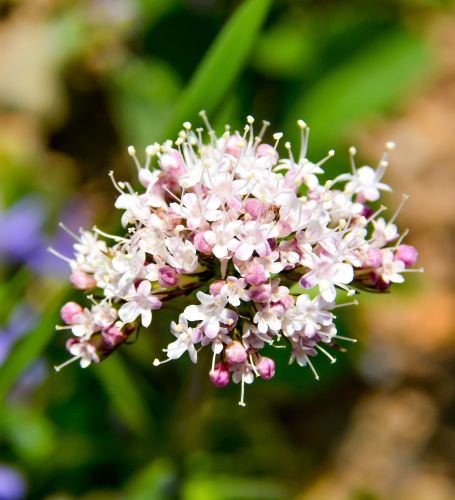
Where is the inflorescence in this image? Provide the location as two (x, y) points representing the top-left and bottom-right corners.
(50, 112), (422, 406)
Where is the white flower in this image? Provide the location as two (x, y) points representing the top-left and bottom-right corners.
(183, 291), (238, 338)
(220, 277), (250, 306)
(203, 219), (242, 259)
(69, 341), (100, 368)
(253, 305), (282, 334)
(340, 165), (391, 202)
(170, 193), (222, 230)
(119, 280), (162, 327)
(165, 237), (199, 273)
(301, 256), (354, 302)
(379, 250), (405, 283)
(71, 308), (98, 338)
(164, 315), (202, 363)
(234, 220), (278, 261)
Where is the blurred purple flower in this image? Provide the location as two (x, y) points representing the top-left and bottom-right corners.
(0, 465), (26, 500)
(0, 304), (38, 367)
(0, 195), (91, 278)
(0, 195), (46, 262)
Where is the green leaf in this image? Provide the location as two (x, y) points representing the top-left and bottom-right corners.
(164, 0), (272, 138)
(109, 58), (182, 150)
(0, 286), (67, 412)
(93, 354), (154, 437)
(284, 30), (430, 152)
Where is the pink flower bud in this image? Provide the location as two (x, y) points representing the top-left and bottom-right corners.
(256, 356), (275, 380)
(395, 245), (418, 268)
(70, 271), (96, 290)
(249, 284), (272, 304)
(244, 199), (265, 219)
(102, 325), (126, 349)
(224, 341), (248, 365)
(60, 301), (83, 324)
(158, 266), (179, 287)
(209, 363), (230, 387)
(65, 337), (79, 350)
(225, 134), (246, 157)
(194, 232), (213, 255)
(209, 280), (225, 296)
(256, 144), (278, 164)
(365, 248), (383, 268)
(245, 264), (268, 286)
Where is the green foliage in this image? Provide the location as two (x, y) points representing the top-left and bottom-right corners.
(164, 0), (272, 137)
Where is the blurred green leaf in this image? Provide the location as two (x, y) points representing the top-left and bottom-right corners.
(253, 18), (315, 78)
(164, 0), (272, 137)
(93, 354), (153, 437)
(1, 406), (56, 463)
(109, 58), (182, 149)
(183, 475), (287, 500)
(285, 30), (430, 152)
(125, 458), (176, 500)
(0, 286), (66, 412)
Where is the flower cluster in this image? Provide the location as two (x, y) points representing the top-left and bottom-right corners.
(51, 113), (421, 406)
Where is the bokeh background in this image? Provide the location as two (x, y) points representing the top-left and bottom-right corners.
(0, 0), (454, 499)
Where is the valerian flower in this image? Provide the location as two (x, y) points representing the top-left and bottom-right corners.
(51, 113), (422, 405)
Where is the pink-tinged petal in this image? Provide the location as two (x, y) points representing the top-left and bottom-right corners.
(188, 345), (198, 364)
(321, 286), (336, 302)
(137, 280), (152, 295)
(203, 231), (216, 245)
(119, 301), (139, 323)
(235, 242), (254, 261)
(141, 309), (152, 328)
(334, 263), (354, 284)
(187, 217), (201, 230)
(183, 304), (204, 322)
(363, 187), (380, 202)
(213, 245), (228, 259)
(204, 318), (220, 338)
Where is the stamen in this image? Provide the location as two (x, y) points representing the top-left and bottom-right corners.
(127, 145), (142, 172)
(297, 119), (309, 161)
(273, 132), (283, 150)
(93, 226), (129, 243)
(153, 357), (172, 366)
(54, 356), (80, 372)
(331, 300), (359, 309)
(316, 344), (337, 363)
(238, 375), (246, 407)
(249, 354), (260, 377)
(47, 247), (73, 264)
(333, 335), (358, 343)
(108, 170), (125, 194)
(349, 146), (357, 174)
(388, 193), (409, 225)
(305, 355), (319, 380)
(58, 222), (80, 240)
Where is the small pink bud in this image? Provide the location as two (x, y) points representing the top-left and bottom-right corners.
(249, 284), (272, 304)
(256, 356), (275, 380)
(245, 264), (268, 286)
(102, 326), (126, 349)
(224, 341), (248, 365)
(256, 144), (278, 164)
(160, 150), (186, 175)
(209, 363), (230, 387)
(60, 301), (83, 324)
(65, 337), (79, 350)
(395, 245), (418, 268)
(244, 199), (265, 219)
(194, 232), (213, 255)
(365, 248), (383, 268)
(209, 280), (225, 296)
(225, 134), (246, 157)
(158, 266), (179, 287)
(70, 271), (96, 290)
